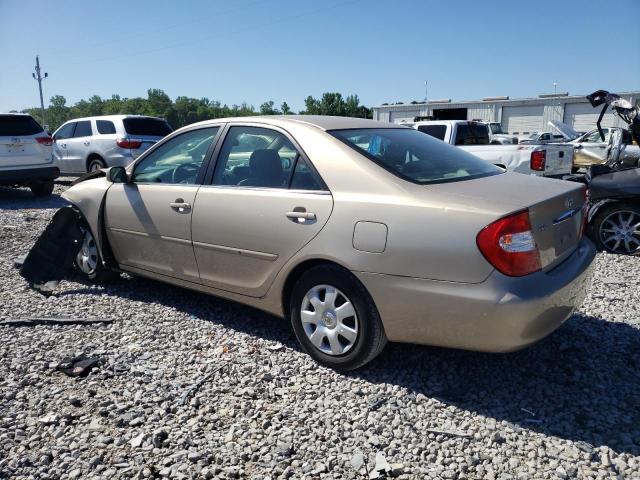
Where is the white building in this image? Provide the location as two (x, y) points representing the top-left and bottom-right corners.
(372, 91), (640, 136)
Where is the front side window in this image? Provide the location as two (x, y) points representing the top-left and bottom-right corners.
(73, 121), (92, 138)
(212, 126), (300, 188)
(96, 120), (116, 134)
(584, 129), (609, 143)
(55, 122), (76, 140)
(132, 127), (219, 184)
(331, 128), (501, 185)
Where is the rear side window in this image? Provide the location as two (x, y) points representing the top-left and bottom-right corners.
(123, 117), (172, 137)
(417, 124), (447, 141)
(0, 115), (43, 136)
(96, 120), (116, 134)
(331, 128), (501, 185)
(73, 121), (92, 137)
(454, 124), (490, 145)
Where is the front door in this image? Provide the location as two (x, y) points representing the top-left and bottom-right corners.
(191, 125), (333, 297)
(575, 129), (609, 167)
(65, 120), (93, 173)
(104, 126), (220, 282)
(53, 122), (76, 173)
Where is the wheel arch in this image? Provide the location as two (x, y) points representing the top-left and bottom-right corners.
(86, 152), (105, 171)
(280, 258), (363, 318)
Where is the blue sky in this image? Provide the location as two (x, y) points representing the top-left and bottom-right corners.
(1, 0), (638, 112)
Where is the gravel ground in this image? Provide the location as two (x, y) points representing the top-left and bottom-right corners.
(0, 180), (639, 480)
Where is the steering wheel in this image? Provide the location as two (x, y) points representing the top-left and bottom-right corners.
(171, 163), (199, 184)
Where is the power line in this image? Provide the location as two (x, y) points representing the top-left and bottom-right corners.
(45, 0), (268, 59)
(49, 0), (361, 69)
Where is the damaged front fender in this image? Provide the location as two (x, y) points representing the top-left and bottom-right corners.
(61, 176), (112, 263)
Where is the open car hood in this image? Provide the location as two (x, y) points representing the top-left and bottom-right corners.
(548, 121), (580, 141)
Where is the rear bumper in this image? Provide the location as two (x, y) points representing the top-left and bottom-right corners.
(0, 166), (60, 185)
(356, 237), (596, 352)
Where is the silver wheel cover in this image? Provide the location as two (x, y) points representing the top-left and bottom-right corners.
(300, 284), (359, 356)
(76, 228), (98, 275)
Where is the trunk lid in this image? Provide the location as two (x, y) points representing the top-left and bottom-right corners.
(432, 172), (585, 271)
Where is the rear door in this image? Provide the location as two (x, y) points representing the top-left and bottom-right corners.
(191, 124), (333, 297)
(122, 117), (173, 159)
(65, 120), (93, 173)
(0, 115), (50, 168)
(104, 126), (220, 282)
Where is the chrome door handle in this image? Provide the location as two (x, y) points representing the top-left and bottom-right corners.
(286, 211), (316, 221)
(170, 200), (191, 212)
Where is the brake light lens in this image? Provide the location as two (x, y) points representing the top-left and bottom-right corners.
(116, 138), (142, 149)
(477, 210), (541, 277)
(530, 150), (546, 171)
(35, 136), (53, 146)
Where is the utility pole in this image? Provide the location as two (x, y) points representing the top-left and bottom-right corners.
(32, 55), (48, 127)
(425, 80), (429, 117)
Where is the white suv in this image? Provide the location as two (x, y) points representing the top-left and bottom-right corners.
(53, 115), (172, 174)
(0, 113), (58, 196)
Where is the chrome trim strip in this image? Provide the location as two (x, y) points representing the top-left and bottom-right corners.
(192, 241), (278, 261)
(109, 227), (191, 246)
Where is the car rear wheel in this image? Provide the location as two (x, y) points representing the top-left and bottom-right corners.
(592, 203), (640, 255)
(29, 180), (54, 197)
(88, 158), (106, 172)
(289, 265), (386, 371)
(74, 225), (120, 282)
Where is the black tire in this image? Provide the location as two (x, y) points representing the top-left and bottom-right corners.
(590, 203), (640, 256)
(29, 180), (54, 197)
(87, 157), (106, 173)
(289, 264), (387, 371)
(74, 224), (120, 282)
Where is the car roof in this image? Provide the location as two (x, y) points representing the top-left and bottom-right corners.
(61, 114), (166, 123)
(0, 112), (33, 116)
(187, 115), (402, 131)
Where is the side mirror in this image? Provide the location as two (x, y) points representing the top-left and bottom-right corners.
(108, 166), (128, 183)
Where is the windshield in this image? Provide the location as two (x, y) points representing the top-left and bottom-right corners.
(0, 115), (43, 136)
(331, 128), (502, 185)
(123, 117), (172, 137)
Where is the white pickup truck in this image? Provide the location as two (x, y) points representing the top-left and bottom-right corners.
(411, 120), (574, 177)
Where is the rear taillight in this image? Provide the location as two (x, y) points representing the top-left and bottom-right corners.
(116, 138), (142, 149)
(530, 150), (546, 171)
(35, 136), (53, 146)
(476, 210), (541, 277)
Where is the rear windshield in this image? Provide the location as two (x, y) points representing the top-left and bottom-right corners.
(331, 128), (501, 185)
(123, 117), (172, 137)
(417, 124), (447, 140)
(454, 124), (490, 145)
(0, 115), (43, 136)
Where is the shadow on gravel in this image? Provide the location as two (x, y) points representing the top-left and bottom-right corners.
(59, 274), (640, 456)
(356, 314), (640, 457)
(0, 186), (67, 210)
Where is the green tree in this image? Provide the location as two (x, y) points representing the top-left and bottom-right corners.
(281, 101), (292, 115)
(259, 100), (280, 115)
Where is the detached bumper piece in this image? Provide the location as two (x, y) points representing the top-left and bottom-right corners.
(20, 207), (84, 295)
